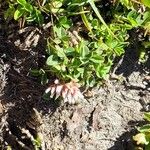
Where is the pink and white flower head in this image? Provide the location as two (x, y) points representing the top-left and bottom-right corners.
(45, 79), (84, 104)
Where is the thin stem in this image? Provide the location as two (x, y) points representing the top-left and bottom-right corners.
(88, 0), (119, 41)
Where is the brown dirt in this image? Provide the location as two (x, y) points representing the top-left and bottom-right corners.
(0, 25), (150, 150)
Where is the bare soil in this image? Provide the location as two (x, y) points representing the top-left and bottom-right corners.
(0, 25), (150, 150)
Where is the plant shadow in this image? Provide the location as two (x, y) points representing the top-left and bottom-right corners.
(108, 120), (146, 150)
(114, 29), (150, 78)
(0, 32), (60, 149)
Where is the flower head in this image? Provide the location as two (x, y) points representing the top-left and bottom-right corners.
(45, 80), (84, 104)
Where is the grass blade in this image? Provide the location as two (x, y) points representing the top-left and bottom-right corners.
(88, 0), (119, 40)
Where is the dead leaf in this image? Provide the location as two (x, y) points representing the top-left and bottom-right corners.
(92, 105), (102, 130)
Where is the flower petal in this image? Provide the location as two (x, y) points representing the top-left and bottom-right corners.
(64, 97), (68, 103)
(45, 87), (51, 94)
(50, 86), (56, 98)
(54, 79), (59, 84)
(62, 86), (69, 99)
(72, 90), (84, 104)
(67, 90), (73, 104)
(77, 91), (84, 99)
(55, 85), (63, 100)
(71, 97), (76, 104)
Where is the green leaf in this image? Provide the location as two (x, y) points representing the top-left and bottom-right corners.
(114, 47), (124, 56)
(54, 65), (61, 71)
(59, 16), (71, 29)
(65, 47), (74, 53)
(95, 65), (101, 78)
(4, 4), (15, 19)
(143, 41), (150, 48)
(30, 69), (40, 76)
(120, 0), (129, 6)
(77, 68), (84, 73)
(141, 0), (150, 8)
(91, 19), (99, 29)
(65, 47), (75, 56)
(52, 1), (62, 8)
(127, 11), (143, 27)
(86, 75), (96, 87)
(80, 45), (89, 58)
(35, 9), (44, 24)
(100, 43), (109, 50)
(54, 26), (67, 39)
(145, 143), (150, 150)
(46, 55), (58, 66)
(107, 40), (118, 49)
(41, 73), (48, 85)
(88, 0), (119, 40)
(39, 68), (45, 74)
(46, 55), (61, 71)
(127, 11), (138, 27)
(14, 7), (25, 20)
(90, 53), (103, 64)
(50, 1), (63, 13)
(133, 133), (149, 145)
(17, 0), (27, 6)
(138, 124), (150, 133)
(55, 45), (66, 58)
(80, 6), (93, 35)
(34, 135), (42, 148)
(71, 58), (81, 67)
(26, 14), (36, 22)
(143, 11), (150, 23)
(73, 68), (84, 79)
(119, 0), (134, 9)
(95, 65), (110, 78)
(136, 14), (143, 26)
(144, 113), (150, 122)
(24, 3), (33, 12)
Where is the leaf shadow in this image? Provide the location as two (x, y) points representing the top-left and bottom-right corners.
(0, 32), (60, 149)
(108, 120), (147, 150)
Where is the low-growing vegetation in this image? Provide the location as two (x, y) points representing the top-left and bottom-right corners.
(4, 0), (150, 87)
(0, 0), (150, 149)
(133, 113), (150, 150)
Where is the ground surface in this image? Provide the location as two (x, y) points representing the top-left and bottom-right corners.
(0, 25), (150, 150)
